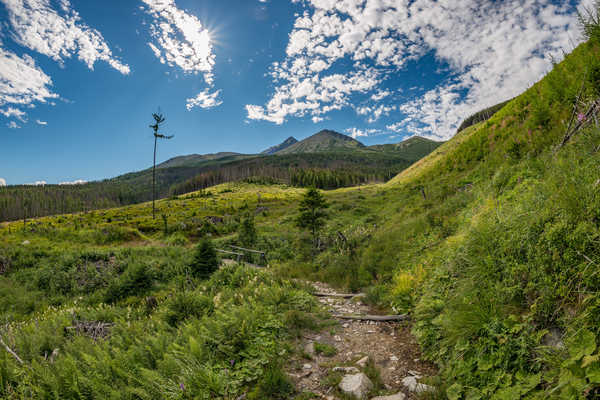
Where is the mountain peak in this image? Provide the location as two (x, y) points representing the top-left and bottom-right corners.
(274, 129), (365, 154)
(261, 136), (298, 154)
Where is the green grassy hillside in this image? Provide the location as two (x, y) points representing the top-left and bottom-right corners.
(368, 136), (444, 162)
(1, 17), (600, 400)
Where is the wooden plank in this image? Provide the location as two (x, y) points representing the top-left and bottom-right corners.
(216, 249), (244, 256)
(314, 292), (366, 299)
(229, 245), (265, 255)
(333, 314), (410, 322)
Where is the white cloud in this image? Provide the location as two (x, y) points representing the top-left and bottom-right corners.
(0, 107), (27, 121)
(345, 127), (381, 139)
(59, 179), (87, 185)
(186, 89), (222, 110)
(7, 121), (20, 129)
(35, 119), (47, 125)
(28, 180), (46, 186)
(0, 178), (6, 187)
(0, 46), (58, 108)
(142, 0), (220, 110)
(248, 0), (583, 139)
(1, 0), (130, 74)
(142, 0), (215, 80)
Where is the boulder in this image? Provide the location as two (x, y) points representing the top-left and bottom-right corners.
(339, 373), (373, 399)
(401, 376), (433, 393)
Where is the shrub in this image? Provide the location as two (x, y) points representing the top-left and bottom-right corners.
(190, 239), (219, 279)
(247, 364), (294, 400)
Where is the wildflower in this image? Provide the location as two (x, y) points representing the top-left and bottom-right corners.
(578, 112), (586, 122)
(230, 359), (235, 367)
(180, 382), (185, 391)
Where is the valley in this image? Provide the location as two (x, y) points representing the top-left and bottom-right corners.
(1, 4), (600, 400)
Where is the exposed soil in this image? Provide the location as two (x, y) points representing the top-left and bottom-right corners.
(287, 282), (437, 399)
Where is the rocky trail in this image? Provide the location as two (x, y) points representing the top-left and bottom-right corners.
(287, 282), (437, 400)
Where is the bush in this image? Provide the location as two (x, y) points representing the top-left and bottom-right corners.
(190, 239), (219, 279)
(248, 364), (294, 400)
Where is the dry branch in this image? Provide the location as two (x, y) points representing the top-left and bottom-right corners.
(313, 292), (366, 299)
(0, 335), (23, 364)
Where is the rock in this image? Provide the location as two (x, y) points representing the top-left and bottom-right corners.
(370, 393), (406, 400)
(333, 366), (360, 374)
(542, 328), (565, 350)
(401, 376), (433, 393)
(303, 363), (312, 370)
(334, 335), (342, 342)
(356, 356), (369, 368)
(21, 240), (30, 245)
(339, 373), (373, 399)
(390, 355), (399, 362)
(304, 342), (315, 356)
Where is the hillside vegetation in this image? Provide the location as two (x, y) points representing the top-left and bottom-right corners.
(1, 15), (600, 400)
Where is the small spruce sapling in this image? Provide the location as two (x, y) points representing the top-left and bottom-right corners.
(238, 213), (257, 247)
(296, 187), (329, 250)
(190, 238), (218, 279)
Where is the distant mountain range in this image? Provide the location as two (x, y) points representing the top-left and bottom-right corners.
(0, 129), (443, 222)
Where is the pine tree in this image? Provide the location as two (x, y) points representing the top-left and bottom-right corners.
(190, 239), (218, 279)
(296, 187), (329, 249)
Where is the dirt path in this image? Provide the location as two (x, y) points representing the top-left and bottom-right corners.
(288, 282), (437, 400)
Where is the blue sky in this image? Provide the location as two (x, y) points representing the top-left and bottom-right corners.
(0, 0), (587, 185)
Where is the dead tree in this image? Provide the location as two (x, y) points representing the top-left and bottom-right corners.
(149, 112), (174, 219)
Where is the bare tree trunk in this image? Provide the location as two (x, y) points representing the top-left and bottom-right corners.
(153, 135), (157, 220)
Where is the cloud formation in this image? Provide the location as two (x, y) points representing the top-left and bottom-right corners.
(59, 179), (87, 185)
(247, 0), (582, 139)
(0, 46), (58, 108)
(0, 178), (6, 187)
(35, 119), (47, 125)
(142, 0), (220, 109)
(7, 121), (20, 129)
(0, 107), (27, 121)
(1, 0), (130, 74)
(186, 89), (223, 110)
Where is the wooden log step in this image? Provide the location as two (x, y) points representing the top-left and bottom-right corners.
(313, 292), (366, 298)
(333, 314), (410, 322)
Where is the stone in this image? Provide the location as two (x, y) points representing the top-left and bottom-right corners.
(304, 342), (315, 356)
(21, 240), (30, 245)
(542, 328), (565, 350)
(339, 373), (373, 399)
(356, 356), (369, 368)
(334, 335), (342, 342)
(370, 393), (406, 400)
(390, 355), (399, 362)
(401, 376), (433, 393)
(303, 363), (312, 370)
